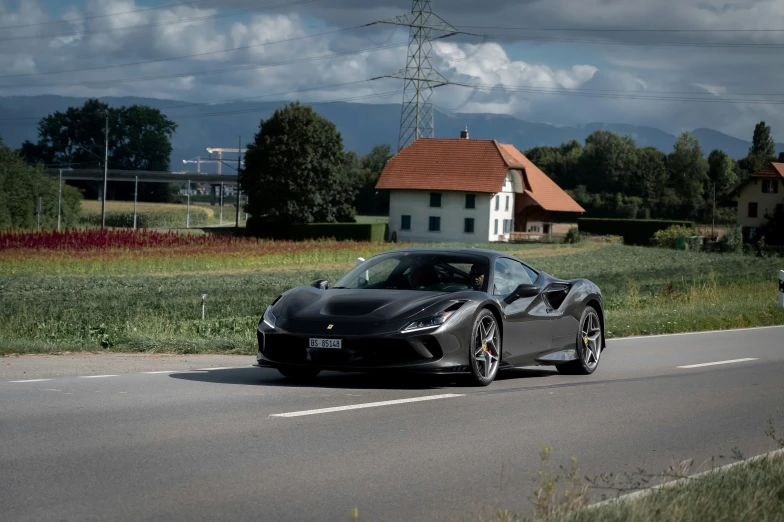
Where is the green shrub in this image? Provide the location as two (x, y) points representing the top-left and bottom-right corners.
(718, 225), (744, 253)
(652, 224), (697, 249)
(578, 218), (696, 245)
(0, 140), (83, 229)
(247, 219), (388, 242)
(564, 227), (582, 244)
(80, 208), (210, 228)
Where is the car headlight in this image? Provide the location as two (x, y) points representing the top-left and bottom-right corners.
(262, 306), (276, 329)
(401, 311), (455, 333)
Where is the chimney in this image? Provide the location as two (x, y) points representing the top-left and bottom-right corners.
(460, 126), (469, 139)
(779, 152), (784, 163)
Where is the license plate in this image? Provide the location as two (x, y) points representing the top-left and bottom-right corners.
(309, 338), (342, 349)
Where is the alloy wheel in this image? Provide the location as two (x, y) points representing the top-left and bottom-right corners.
(580, 310), (602, 370)
(473, 315), (500, 380)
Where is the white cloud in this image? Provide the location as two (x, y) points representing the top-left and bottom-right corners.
(1, 0), (783, 141)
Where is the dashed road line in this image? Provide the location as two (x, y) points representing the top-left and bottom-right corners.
(677, 358), (758, 369)
(78, 375), (119, 379)
(270, 394), (466, 418)
(9, 379), (52, 383)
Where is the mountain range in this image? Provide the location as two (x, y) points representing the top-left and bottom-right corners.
(1, 95), (781, 173)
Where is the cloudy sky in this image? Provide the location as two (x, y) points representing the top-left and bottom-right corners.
(1, 0), (784, 140)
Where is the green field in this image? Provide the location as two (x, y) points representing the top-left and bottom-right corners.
(1, 231), (783, 355)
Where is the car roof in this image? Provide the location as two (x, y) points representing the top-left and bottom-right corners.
(378, 246), (509, 260)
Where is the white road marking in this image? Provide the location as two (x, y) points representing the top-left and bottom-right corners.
(677, 358), (758, 369)
(195, 367), (239, 371)
(609, 324), (784, 342)
(78, 375), (118, 379)
(144, 370), (178, 374)
(587, 447), (784, 509)
(271, 394), (465, 418)
(9, 379), (52, 383)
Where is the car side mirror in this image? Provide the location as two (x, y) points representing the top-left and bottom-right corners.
(311, 279), (328, 290)
(504, 283), (540, 304)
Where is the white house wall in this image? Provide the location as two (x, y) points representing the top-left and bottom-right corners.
(389, 190), (491, 243)
(488, 173), (516, 242)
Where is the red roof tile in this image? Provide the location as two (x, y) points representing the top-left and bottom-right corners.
(497, 144), (586, 213)
(375, 138), (584, 213)
(755, 162), (784, 178)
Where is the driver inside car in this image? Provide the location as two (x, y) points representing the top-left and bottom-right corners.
(469, 263), (485, 291)
(407, 263), (439, 289)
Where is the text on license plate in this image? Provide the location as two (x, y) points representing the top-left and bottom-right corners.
(309, 338), (342, 349)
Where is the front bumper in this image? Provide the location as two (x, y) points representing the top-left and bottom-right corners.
(256, 326), (470, 373)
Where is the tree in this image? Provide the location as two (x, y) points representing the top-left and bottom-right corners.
(578, 130), (638, 193)
(19, 98), (177, 202)
(354, 144), (393, 216)
(707, 149), (738, 198)
(667, 132), (710, 216)
(0, 135), (82, 229)
(242, 102), (361, 226)
(750, 121), (776, 159)
(634, 147), (668, 201)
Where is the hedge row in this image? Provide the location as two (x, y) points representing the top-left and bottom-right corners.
(248, 219), (388, 242)
(578, 218), (696, 245)
(80, 209), (211, 229)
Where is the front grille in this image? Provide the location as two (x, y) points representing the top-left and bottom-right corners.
(262, 335), (441, 367)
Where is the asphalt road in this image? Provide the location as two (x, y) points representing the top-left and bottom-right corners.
(2, 326), (783, 522)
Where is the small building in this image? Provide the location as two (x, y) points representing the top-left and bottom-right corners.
(726, 153), (784, 242)
(375, 132), (585, 243)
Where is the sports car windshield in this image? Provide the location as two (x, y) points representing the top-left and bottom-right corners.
(333, 252), (490, 292)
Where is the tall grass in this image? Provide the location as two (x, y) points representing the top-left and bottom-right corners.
(1, 236), (783, 354)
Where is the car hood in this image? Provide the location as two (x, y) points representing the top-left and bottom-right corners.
(278, 288), (451, 323)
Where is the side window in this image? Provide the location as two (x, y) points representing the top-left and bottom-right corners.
(365, 259), (401, 286)
(493, 258), (533, 296)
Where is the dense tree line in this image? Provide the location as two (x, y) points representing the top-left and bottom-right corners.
(0, 137), (82, 229)
(525, 121), (779, 222)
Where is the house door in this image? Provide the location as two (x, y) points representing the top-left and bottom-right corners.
(543, 224), (550, 235)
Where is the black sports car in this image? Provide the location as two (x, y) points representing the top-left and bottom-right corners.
(256, 247), (605, 386)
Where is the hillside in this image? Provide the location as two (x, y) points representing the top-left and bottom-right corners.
(1, 95), (781, 172)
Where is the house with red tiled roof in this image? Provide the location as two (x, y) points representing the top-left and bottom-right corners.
(375, 131), (585, 243)
(726, 153), (784, 242)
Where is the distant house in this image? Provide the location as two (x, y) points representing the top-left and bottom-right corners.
(726, 153), (784, 242)
(375, 131), (585, 243)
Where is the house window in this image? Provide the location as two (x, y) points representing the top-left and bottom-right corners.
(401, 215), (411, 230)
(428, 216), (441, 232)
(503, 219), (512, 234)
(762, 180), (779, 194)
(465, 194), (476, 209)
(748, 202), (758, 218)
(495, 195), (499, 211)
(505, 195), (509, 211)
(494, 219), (498, 235)
(464, 218), (475, 234)
(430, 192), (441, 208)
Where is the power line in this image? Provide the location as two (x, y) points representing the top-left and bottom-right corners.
(0, 42), (407, 88)
(0, 1), (200, 30)
(445, 82), (784, 106)
(0, 24), (376, 79)
(0, 0), (322, 42)
(457, 25), (784, 33)
(459, 31), (784, 49)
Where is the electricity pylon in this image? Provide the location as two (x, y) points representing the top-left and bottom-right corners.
(377, 1), (458, 151)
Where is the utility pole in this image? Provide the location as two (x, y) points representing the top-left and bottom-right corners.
(101, 112), (109, 230)
(375, 1), (458, 151)
(133, 175), (139, 230)
(235, 136), (242, 230)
